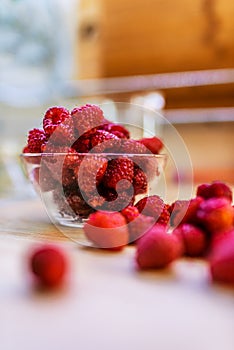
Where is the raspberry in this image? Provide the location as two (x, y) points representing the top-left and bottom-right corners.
(71, 104), (104, 136)
(133, 166), (148, 195)
(24, 128), (47, 153)
(77, 155), (108, 194)
(29, 245), (68, 288)
(83, 211), (128, 249)
(99, 122), (130, 139)
(97, 186), (135, 211)
(136, 224), (182, 269)
(128, 214), (155, 243)
(173, 223), (207, 257)
(135, 195), (164, 222)
(43, 106), (74, 145)
(138, 136), (163, 154)
(121, 206), (139, 223)
(157, 205), (170, 226)
(65, 193), (94, 217)
(90, 129), (120, 152)
(170, 197), (204, 227)
(209, 230), (234, 284)
(32, 165), (58, 192)
(119, 139), (148, 154)
(197, 181), (233, 203)
(196, 197), (234, 235)
(102, 157), (134, 191)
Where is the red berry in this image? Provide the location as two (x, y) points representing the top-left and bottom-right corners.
(90, 129), (120, 152)
(71, 104), (104, 136)
(128, 214), (155, 243)
(135, 195), (169, 225)
(209, 230), (234, 284)
(119, 139), (148, 154)
(197, 181), (233, 202)
(103, 157), (134, 191)
(121, 206), (139, 223)
(138, 136), (163, 154)
(83, 211), (128, 249)
(197, 197), (234, 235)
(99, 122), (130, 139)
(173, 223), (207, 257)
(133, 166), (148, 195)
(136, 224), (182, 269)
(30, 245), (68, 288)
(170, 197), (204, 227)
(43, 106), (74, 144)
(24, 128), (47, 153)
(97, 186), (135, 211)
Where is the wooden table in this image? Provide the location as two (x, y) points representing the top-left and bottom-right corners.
(1, 196), (234, 350)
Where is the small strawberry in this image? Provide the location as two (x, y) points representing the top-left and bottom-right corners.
(102, 157), (134, 191)
(173, 223), (207, 257)
(29, 245), (68, 288)
(138, 136), (163, 154)
(43, 106), (74, 145)
(197, 181), (233, 203)
(196, 197), (234, 235)
(83, 211), (128, 249)
(71, 104), (104, 136)
(136, 224), (182, 269)
(209, 230), (234, 284)
(133, 166), (148, 195)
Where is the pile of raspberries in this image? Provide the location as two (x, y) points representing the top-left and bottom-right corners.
(23, 104), (163, 217)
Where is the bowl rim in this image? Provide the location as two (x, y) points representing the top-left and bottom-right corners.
(20, 152), (167, 158)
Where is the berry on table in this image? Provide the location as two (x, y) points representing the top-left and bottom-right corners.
(197, 181), (232, 203)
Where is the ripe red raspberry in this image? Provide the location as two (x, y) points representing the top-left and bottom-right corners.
(135, 195), (165, 222)
(77, 155), (108, 194)
(97, 185), (135, 212)
(209, 230), (234, 284)
(83, 211), (128, 249)
(173, 223), (207, 257)
(170, 196), (204, 227)
(29, 245), (68, 288)
(136, 224), (182, 269)
(71, 104), (104, 136)
(119, 139), (148, 154)
(138, 136), (163, 154)
(133, 166), (148, 195)
(32, 165), (58, 192)
(121, 206), (139, 223)
(24, 128), (47, 153)
(43, 106), (74, 144)
(90, 129), (120, 152)
(102, 157), (134, 191)
(128, 214), (155, 243)
(196, 197), (234, 235)
(99, 122), (130, 139)
(197, 181), (233, 202)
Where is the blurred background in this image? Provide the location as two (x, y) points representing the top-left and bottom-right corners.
(0, 0), (233, 198)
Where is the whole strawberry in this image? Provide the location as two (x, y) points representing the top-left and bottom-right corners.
(29, 245), (68, 288)
(209, 230), (234, 284)
(197, 181), (232, 203)
(196, 197), (234, 235)
(136, 224), (182, 269)
(173, 223), (207, 257)
(83, 211), (129, 249)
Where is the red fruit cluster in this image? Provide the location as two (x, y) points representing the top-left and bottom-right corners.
(22, 104), (164, 218)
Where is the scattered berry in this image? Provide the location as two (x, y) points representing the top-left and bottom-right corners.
(170, 197), (204, 227)
(173, 223), (207, 257)
(197, 181), (232, 202)
(29, 245), (68, 288)
(83, 211), (128, 249)
(136, 224), (182, 269)
(135, 195), (169, 225)
(121, 206), (139, 223)
(128, 214), (155, 243)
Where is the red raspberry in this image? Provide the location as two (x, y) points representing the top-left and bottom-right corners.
(173, 223), (207, 257)
(119, 139), (148, 154)
(83, 211), (128, 249)
(29, 245), (68, 288)
(133, 166), (148, 195)
(121, 206), (139, 223)
(32, 165), (58, 192)
(97, 186), (135, 212)
(157, 205), (170, 226)
(138, 136), (163, 154)
(71, 104), (104, 136)
(170, 197), (204, 227)
(90, 129), (120, 152)
(135, 195), (165, 222)
(209, 230), (234, 284)
(136, 224), (182, 269)
(128, 214), (155, 243)
(196, 197), (234, 235)
(99, 122), (130, 139)
(102, 157), (134, 191)
(77, 155), (108, 194)
(43, 106), (74, 144)
(197, 181), (233, 203)
(24, 128), (47, 153)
